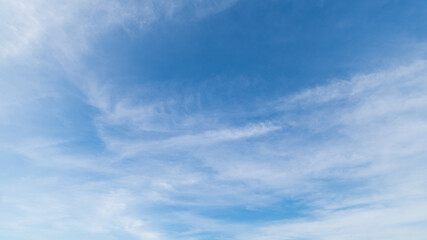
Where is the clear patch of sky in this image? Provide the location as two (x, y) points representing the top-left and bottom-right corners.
(82, 0), (427, 113)
(196, 199), (312, 223)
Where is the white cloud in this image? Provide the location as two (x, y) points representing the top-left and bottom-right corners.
(71, 59), (427, 239)
(0, 0), (239, 63)
(2, 1), (427, 239)
(0, 1), (241, 239)
(227, 61), (427, 239)
(2, 59), (427, 239)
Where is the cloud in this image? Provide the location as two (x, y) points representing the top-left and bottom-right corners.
(229, 61), (427, 239)
(0, 0), (239, 63)
(2, 59), (427, 239)
(0, 1), (241, 239)
(71, 59), (427, 239)
(241, 201), (427, 240)
(1, 1), (427, 239)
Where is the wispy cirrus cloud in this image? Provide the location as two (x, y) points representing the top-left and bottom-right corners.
(0, 0), (239, 63)
(1, 1), (427, 240)
(2, 58), (427, 240)
(230, 61), (427, 240)
(69, 60), (427, 240)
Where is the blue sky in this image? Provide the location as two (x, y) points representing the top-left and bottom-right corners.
(1, 0), (427, 239)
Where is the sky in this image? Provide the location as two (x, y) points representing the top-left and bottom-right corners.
(1, 0), (427, 239)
